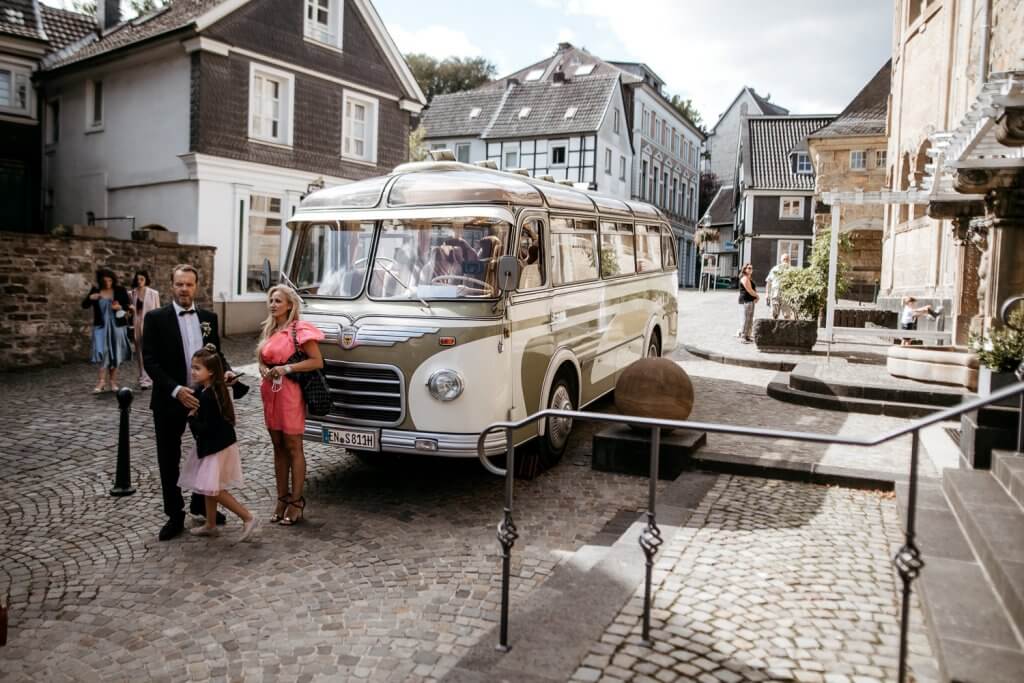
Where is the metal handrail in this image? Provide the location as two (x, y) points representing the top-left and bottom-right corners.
(477, 377), (1024, 682)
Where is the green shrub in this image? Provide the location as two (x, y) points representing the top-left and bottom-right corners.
(970, 308), (1024, 373)
(778, 229), (852, 321)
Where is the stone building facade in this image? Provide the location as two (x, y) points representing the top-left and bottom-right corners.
(808, 61), (891, 301)
(882, 0), (1024, 343)
(0, 232), (215, 371)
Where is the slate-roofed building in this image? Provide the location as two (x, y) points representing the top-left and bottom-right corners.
(808, 61), (891, 301)
(20, 0), (425, 332)
(735, 114), (834, 284)
(703, 86), (790, 189)
(420, 41), (705, 287)
(0, 0), (93, 231)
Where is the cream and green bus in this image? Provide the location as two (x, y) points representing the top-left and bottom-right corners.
(283, 160), (679, 462)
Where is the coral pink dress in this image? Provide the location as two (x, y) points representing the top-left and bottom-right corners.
(260, 321), (326, 435)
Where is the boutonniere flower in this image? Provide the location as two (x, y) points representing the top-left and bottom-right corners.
(200, 321), (212, 338)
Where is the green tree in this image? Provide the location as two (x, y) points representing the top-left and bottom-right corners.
(408, 125), (428, 162)
(778, 229), (853, 321)
(406, 54), (496, 103)
(668, 95), (705, 133)
(697, 171), (721, 219)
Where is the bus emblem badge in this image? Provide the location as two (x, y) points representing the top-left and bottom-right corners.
(340, 327), (358, 349)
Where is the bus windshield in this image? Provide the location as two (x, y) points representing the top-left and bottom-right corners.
(289, 217), (512, 300)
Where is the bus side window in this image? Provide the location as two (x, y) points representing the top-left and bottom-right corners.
(518, 219), (546, 290)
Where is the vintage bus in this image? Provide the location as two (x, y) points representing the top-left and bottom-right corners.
(283, 160), (679, 462)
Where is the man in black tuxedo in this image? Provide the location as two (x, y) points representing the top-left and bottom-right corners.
(143, 264), (236, 541)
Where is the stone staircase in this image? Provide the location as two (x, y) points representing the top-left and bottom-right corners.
(896, 450), (1024, 682)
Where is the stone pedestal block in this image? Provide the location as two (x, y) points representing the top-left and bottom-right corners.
(131, 229), (178, 244)
(753, 319), (817, 353)
(592, 425), (706, 480)
(960, 406), (1020, 469)
(69, 224), (108, 238)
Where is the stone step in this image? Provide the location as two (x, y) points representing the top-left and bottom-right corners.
(790, 362), (969, 407)
(895, 480), (1024, 683)
(767, 374), (939, 418)
(942, 470), (1024, 640)
(993, 450), (1024, 509)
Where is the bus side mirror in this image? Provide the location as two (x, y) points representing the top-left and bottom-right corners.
(496, 255), (520, 292)
(259, 258), (272, 292)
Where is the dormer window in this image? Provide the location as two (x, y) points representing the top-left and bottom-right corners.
(0, 63), (31, 116)
(468, 107), (481, 119)
(518, 107), (531, 119)
(525, 69), (544, 81)
(563, 106), (577, 119)
(304, 0), (342, 50)
(792, 152), (812, 174)
(574, 64), (595, 76)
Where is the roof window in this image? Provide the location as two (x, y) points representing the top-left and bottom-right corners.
(574, 64), (595, 76)
(518, 107), (531, 119)
(468, 107), (481, 119)
(564, 106), (578, 119)
(526, 69), (544, 81)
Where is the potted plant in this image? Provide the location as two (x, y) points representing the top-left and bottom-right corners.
(970, 307), (1024, 401)
(753, 229), (851, 352)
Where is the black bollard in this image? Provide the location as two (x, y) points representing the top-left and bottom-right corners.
(110, 387), (136, 497)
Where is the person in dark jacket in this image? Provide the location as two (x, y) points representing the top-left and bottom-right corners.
(177, 344), (259, 543)
(81, 268), (132, 393)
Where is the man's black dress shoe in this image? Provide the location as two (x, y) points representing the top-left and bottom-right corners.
(159, 519), (185, 541)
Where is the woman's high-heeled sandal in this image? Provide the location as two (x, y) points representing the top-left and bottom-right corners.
(280, 496), (305, 526)
(270, 494), (291, 523)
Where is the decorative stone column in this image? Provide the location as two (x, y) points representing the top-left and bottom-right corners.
(981, 183), (1024, 332)
(927, 200), (985, 345)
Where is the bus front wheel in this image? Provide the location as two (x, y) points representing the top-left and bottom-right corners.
(540, 376), (576, 464)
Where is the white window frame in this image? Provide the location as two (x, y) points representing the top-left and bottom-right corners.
(604, 148), (612, 174)
(45, 97), (60, 145)
(613, 108), (620, 134)
(249, 63), (294, 147)
(779, 196), (805, 219)
(875, 149), (887, 168)
(238, 191), (287, 298)
(850, 150), (867, 171)
(549, 141), (567, 167)
(794, 152), (812, 174)
(85, 79), (104, 132)
(777, 239), (804, 267)
(342, 90), (379, 164)
(304, 0), (343, 51)
(619, 155), (626, 181)
(502, 143), (520, 170)
(455, 142), (471, 164)
(468, 106), (481, 119)
(0, 61), (33, 117)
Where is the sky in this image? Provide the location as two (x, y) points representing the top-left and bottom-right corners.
(376, 0), (894, 126)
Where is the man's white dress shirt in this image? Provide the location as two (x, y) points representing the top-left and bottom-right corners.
(171, 301), (203, 398)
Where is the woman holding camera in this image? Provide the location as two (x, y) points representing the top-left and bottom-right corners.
(82, 268), (133, 393)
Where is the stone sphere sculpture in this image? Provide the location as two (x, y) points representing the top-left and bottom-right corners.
(615, 358), (694, 430)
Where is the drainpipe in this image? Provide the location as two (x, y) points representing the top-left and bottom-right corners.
(978, 0), (992, 94)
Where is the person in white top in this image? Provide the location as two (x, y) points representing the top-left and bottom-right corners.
(899, 296), (942, 346)
(765, 253), (793, 320)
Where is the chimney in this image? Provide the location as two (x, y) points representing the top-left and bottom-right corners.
(506, 77), (519, 90)
(553, 66), (566, 84)
(557, 42), (572, 51)
(96, 0), (121, 32)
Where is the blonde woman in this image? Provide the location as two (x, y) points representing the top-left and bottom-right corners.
(257, 285), (325, 525)
(129, 270), (160, 388)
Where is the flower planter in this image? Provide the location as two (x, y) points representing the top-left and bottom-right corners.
(753, 319), (817, 353)
(978, 366), (1020, 407)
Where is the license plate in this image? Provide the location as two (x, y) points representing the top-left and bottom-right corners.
(322, 426), (379, 451)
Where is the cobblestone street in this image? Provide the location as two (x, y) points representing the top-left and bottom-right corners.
(0, 296), (938, 682)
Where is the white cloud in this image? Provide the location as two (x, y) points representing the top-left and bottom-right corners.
(388, 24), (484, 60)
(556, 27), (576, 44)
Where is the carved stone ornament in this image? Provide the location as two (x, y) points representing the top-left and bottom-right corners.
(953, 168), (994, 194)
(995, 107), (1024, 147)
(984, 185), (1024, 225)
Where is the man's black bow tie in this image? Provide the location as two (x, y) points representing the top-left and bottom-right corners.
(178, 309), (197, 316)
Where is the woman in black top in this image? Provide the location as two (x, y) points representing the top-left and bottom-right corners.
(81, 268), (132, 393)
(736, 263), (760, 343)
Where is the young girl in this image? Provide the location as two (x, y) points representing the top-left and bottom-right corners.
(178, 344), (260, 542)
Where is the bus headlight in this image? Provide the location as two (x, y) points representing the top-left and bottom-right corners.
(427, 369), (464, 401)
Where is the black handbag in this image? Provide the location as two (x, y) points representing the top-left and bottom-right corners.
(286, 324), (332, 416)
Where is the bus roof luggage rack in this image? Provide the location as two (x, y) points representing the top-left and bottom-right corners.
(557, 179), (575, 186)
(539, 174), (556, 182)
(509, 168), (530, 176)
(428, 149), (456, 161)
(474, 160), (498, 170)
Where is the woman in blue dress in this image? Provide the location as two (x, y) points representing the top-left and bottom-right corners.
(82, 268), (133, 393)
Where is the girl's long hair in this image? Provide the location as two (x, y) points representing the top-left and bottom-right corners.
(193, 344), (236, 426)
(256, 285), (303, 356)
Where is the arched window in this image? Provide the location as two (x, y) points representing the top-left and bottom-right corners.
(910, 140), (930, 220)
(898, 152), (911, 224)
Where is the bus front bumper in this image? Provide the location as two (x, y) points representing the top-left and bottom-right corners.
(304, 421), (510, 458)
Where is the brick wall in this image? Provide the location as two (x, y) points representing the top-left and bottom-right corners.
(0, 233), (215, 371)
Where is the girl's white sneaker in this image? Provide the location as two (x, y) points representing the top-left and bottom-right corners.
(238, 518), (261, 543)
(190, 525), (219, 537)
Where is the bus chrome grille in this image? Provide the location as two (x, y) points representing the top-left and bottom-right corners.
(323, 361), (405, 426)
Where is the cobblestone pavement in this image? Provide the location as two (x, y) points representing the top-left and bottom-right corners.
(0, 336), (661, 682)
(570, 475), (936, 683)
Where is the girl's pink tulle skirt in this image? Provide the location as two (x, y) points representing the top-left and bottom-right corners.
(178, 443), (243, 496)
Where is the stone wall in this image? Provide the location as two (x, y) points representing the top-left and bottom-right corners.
(0, 232), (215, 372)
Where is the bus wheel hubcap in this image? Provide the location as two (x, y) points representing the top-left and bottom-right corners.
(549, 385), (573, 449)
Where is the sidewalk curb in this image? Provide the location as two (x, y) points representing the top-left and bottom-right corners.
(682, 343), (798, 372)
(690, 450), (928, 490)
